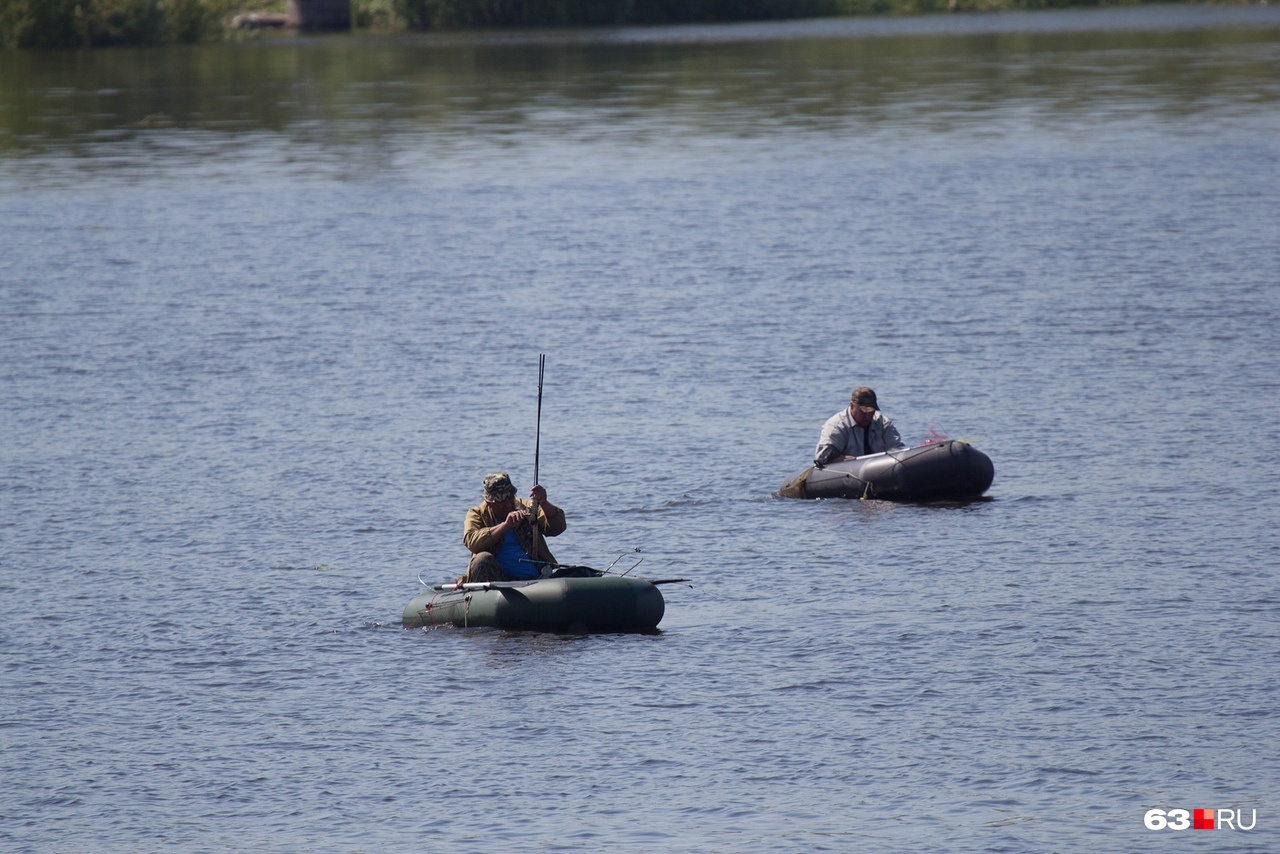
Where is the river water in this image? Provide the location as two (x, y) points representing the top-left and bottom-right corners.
(2, 5), (1278, 850)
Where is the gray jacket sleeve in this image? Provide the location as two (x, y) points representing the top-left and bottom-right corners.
(880, 419), (905, 451)
(814, 412), (849, 465)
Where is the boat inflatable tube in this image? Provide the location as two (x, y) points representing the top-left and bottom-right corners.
(403, 574), (666, 632)
(777, 439), (994, 502)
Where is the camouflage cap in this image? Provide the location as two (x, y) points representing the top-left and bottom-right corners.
(482, 471), (517, 503)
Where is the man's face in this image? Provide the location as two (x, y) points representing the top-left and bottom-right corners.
(487, 495), (516, 516)
(851, 404), (875, 427)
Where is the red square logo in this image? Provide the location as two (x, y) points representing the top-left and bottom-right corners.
(1194, 809), (1215, 830)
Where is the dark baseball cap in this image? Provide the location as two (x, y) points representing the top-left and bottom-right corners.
(851, 387), (878, 410)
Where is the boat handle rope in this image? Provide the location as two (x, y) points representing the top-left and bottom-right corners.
(837, 470), (874, 500)
(416, 596), (436, 628)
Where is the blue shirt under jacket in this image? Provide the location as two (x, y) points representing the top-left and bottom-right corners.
(495, 529), (540, 579)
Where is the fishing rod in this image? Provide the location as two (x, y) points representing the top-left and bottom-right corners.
(604, 547), (644, 576)
(534, 353), (545, 488)
(524, 358), (688, 589)
(532, 353), (546, 568)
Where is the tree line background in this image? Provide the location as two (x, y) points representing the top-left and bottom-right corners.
(1, 0), (1162, 48)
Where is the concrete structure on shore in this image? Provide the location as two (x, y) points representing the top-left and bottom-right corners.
(287, 0), (351, 31)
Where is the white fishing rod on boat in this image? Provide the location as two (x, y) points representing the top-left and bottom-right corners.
(424, 549), (690, 591)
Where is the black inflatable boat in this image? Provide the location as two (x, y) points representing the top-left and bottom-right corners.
(777, 439), (994, 502)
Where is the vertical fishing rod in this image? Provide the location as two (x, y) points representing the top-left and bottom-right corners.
(534, 353), (545, 487)
(533, 354), (546, 572)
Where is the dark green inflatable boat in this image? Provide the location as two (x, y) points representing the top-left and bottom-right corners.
(403, 571), (671, 632)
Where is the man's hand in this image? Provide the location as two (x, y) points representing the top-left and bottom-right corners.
(530, 484), (547, 506)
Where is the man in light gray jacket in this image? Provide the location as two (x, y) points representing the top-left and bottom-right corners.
(813, 387), (906, 468)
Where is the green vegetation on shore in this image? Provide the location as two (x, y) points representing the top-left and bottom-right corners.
(0, 0), (1234, 49)
(0, 0), (238, 47)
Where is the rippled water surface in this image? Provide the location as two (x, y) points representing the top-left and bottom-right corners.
(2, 6), (1279, 850)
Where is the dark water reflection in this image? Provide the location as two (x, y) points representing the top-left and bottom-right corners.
(2, 6), (1278, 159)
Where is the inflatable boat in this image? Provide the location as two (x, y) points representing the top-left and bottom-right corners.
(402, 570), (673, 632)
(777, 439), (994, 502)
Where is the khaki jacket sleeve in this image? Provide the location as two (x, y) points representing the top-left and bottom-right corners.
(463, 505), (503, 554)
(463, 500), (566, 556)
(536, 501), (566, 538)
